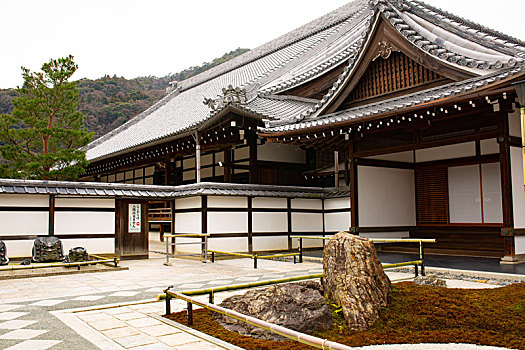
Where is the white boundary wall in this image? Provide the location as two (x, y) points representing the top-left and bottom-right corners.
(172, 194), (351, 254)
(0, 194), (115, 258)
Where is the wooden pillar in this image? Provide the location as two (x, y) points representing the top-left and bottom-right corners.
(334, 150), (339, 187)
(164, 160), (169, 185)
(521, 106), (525, 190)
(48, 195), (55, 236)
(500, 138), (514, 228)
(249, 135), (258, 184)
(170, 199), (175, 254)
(247, 197), (253, 252)
(349, 141), (359, 233)
(195, 132), (201, 183)
(287, 198), (292, 250)
(201, 195), (208, 255)
(499, 110), (515, 259)
(224, 149), (232, 183)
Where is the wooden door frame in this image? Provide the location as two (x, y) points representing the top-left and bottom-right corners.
(115, 198), (150, 259)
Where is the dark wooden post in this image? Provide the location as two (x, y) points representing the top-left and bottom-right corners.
(287, 198), (292, 250)
(48, 195), (55, 236)
(195, 132), (201, 183)
(249, 134), (258, 184)
(499, 110), (515, 260)
(224, 149), (232, 183)
(247, 197), (253, 252)
(349, 141), (359, 233)
(187, 302), (193, 326)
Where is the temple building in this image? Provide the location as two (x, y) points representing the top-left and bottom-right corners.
(69, 0), (524, 262)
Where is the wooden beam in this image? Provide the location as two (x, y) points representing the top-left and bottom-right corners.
(358, 158), (415, 169)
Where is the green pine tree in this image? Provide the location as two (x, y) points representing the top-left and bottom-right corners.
(0, 55), (93, 180)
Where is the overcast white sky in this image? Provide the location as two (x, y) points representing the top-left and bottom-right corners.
(1, 0), (524, 89)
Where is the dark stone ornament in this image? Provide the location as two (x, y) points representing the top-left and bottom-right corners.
(214, 280), (333, 340)
(0, 241), (8, 265)
(32, 237), (64, 262)
(67, 247), (89, 263)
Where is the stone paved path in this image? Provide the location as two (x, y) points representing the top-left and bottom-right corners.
(0, 249), (510, 350)
(0, 254), (327, 349)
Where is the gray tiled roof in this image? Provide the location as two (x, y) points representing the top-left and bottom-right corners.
(0, 179), (349, 199)
(86, 0), (525, 161)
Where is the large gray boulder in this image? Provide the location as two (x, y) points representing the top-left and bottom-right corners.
(214, 280), (333, 340)
(323, 232), (391, 330)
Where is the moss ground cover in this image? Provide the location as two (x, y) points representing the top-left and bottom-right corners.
(165, 282), (525, 350)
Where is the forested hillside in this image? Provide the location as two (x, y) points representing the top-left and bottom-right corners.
(0, 48), (249, 138)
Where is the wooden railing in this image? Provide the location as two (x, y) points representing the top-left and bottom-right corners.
(148, 208), (172, 222)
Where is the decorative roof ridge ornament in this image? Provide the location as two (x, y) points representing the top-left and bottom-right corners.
(203, 85), (248, 111)
(374, 40), (394, 60)
(166, 81), (181, 94)
(369, 0), (409, 12)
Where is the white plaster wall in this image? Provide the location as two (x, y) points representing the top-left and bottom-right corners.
(291, 199), (322, 210)
(360, 231), (410, 239)
(174, 212), (201, 234)
(515, 236), (525, 255)
(291, 213), (323, 232)
(480, 139), (499, 155)
(252, 197), (287, 208)
(288, 235), (328, 249)
(325, 212), (350, 232)
(175, 197), (201, 209)
(324, 197), (350, 210)
(0, 212), (48, 235)
(511, 147), (525, 228)
(3, 240), (34, 258)
(366, 151), (414, 163)
(61, 238), (115, 254)
(253, 212), (287, 232)
(257, 143), (306, 163)
(508, 109), (522, 138)
(0, 194), (48, 207)
(415, 142), (476, 162)
(253, 236), (289, 251)
(358, 166), (416, 227)
(171, 237), (204, 254)
(55, 212), (114, 234)
(207, 196), (247, 208)
(208, 212), (248, 234)
(208, 237), (248, 252)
